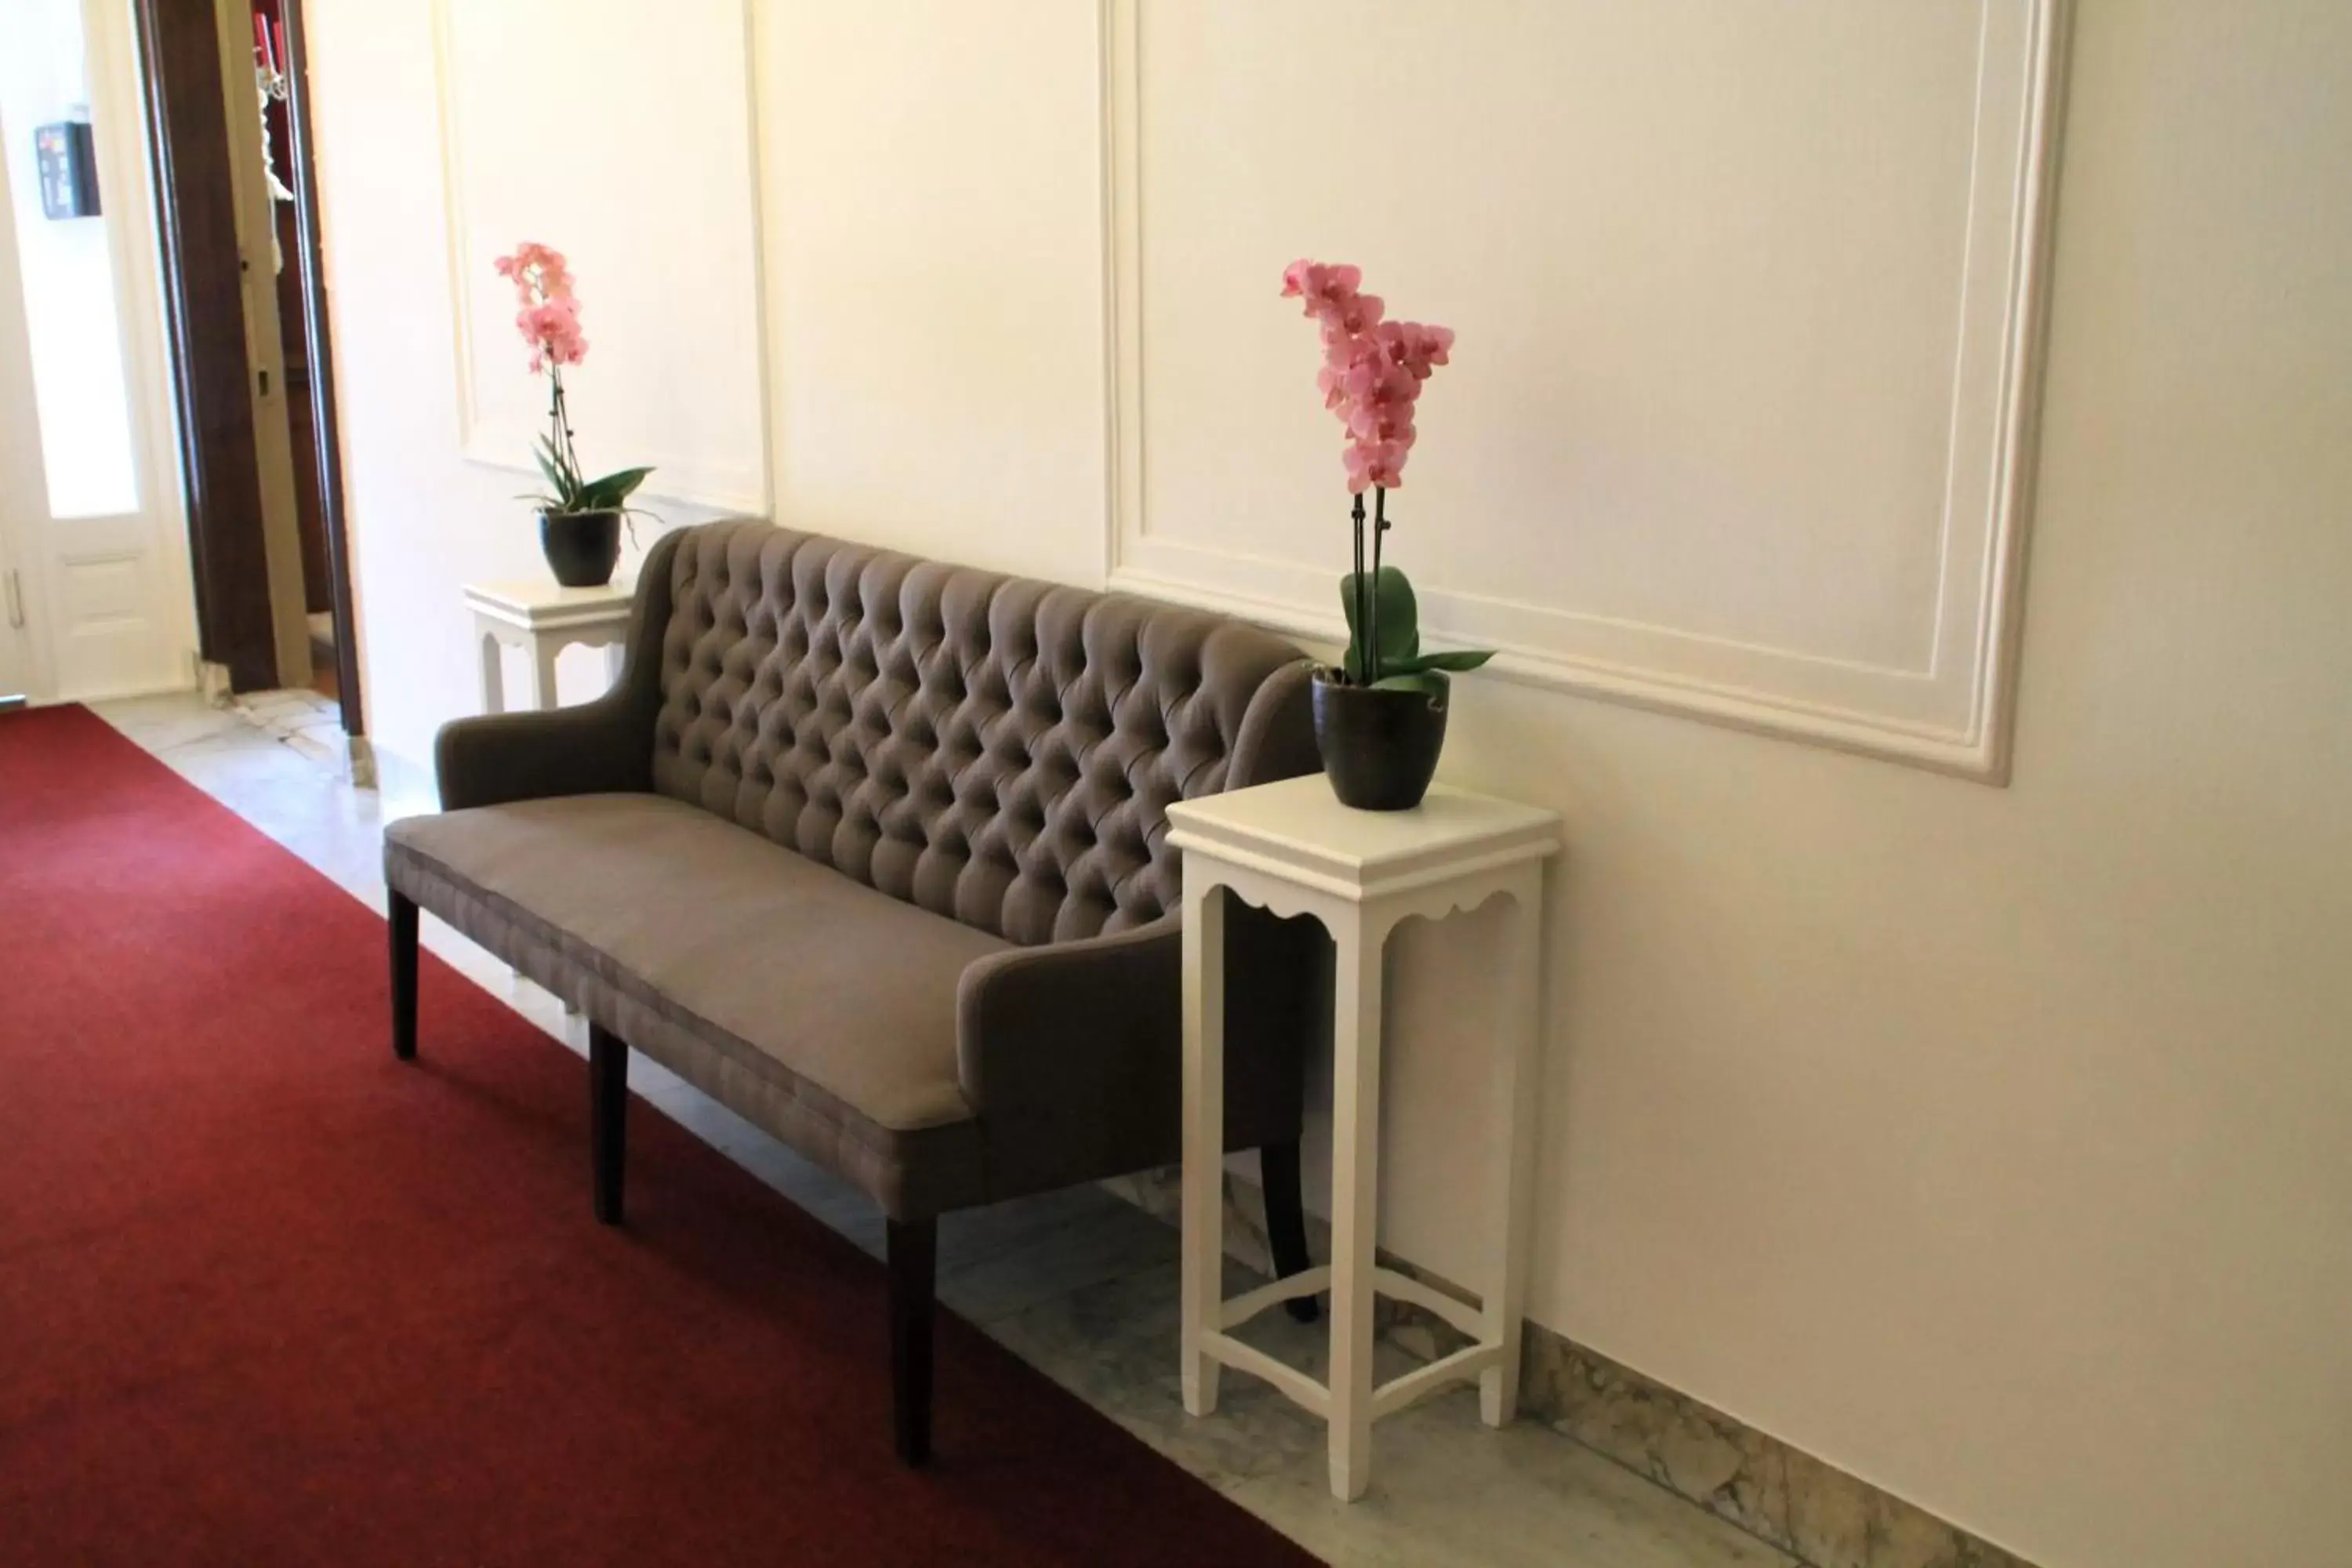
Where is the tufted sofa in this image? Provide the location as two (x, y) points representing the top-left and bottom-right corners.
(383, 519), (1322, 1463)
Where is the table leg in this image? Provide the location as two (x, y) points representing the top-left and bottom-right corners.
(524, 639), (562, 710)
(1327, 911), (1386, 1501)
(1180, 879), (1227, 1418)
(477, 631), (506, 716)
(603, 639), (627, 691)
(1480, 865), (1546, 1426)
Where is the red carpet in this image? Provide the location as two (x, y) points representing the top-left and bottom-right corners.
(0, 706), (1318, 1566)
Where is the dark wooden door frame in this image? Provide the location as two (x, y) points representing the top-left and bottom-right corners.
(132, 0), (362, 734)
(279, 0), (361, 735)
(132, 0), (277, 694)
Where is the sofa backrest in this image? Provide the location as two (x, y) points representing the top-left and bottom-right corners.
(647, 521), (1315, 946)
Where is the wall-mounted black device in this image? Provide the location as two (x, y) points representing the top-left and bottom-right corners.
(35, 121), (101, 220)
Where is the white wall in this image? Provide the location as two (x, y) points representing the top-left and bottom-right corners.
(755, 2), (1108, 585)
(306, 5), (2352, 1564)
(303, 3), (740, 791)
(438, 0), (769, 515)
(1106, 0), (2053, 779)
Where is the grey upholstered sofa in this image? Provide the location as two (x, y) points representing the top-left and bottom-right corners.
(383, 519), (1320, 1462)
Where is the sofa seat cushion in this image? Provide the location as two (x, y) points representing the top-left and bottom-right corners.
(385, 793), (1007, 1137)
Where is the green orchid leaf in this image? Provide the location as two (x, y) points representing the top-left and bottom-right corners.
(1338, 566), (1420, 682)
(575, 466), (655, 511)
(1391, 647), (1497, 675)
(532, 439), (569, 500)
(1370, 670), (1450, 701)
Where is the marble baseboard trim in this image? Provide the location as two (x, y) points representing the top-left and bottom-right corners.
(1520, 1336), (2035, 1568)
(344, 735), (378, 790)
(1102, 1165), (2038, 1568)
(369, 743), (439, 818)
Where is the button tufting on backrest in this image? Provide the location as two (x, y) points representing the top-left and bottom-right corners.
(648, 521), (1304, 946)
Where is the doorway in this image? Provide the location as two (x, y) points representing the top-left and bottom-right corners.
(131, 0), (361, 733)
(0, 0), (195, 708)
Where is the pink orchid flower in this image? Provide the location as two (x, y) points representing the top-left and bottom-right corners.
(1375, 319), (1454, 380)
(1280, 259), (1363, 312)
(517, 301), (587, 374)
(1280, 258), (1452, 492)
(495, 241), (575, 307)
(495, 243), (587, 373)
(1341, 437), (1412, 492)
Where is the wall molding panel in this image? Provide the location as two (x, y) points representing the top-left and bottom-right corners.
(1103, 1), (2069, 781)
(431, 0), (773, 516)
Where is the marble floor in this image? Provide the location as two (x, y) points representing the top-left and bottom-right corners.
(89, 691), (1794, 1568)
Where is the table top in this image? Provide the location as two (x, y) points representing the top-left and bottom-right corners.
(463, 578), (637, 630)
(1167, 775), (1559, 899)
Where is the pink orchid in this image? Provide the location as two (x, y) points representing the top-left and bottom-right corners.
(1341, 356), (1417, 409)
(1283, 258), (1488, 692)
(1317, 292), (1385, 343)
(492, 242), (651, 523)
(1317, 332), (1374, 409)
(495, 242), (586, 373)
(1341, 438), (1412, 492)
(1346, 401), (1416, 445)
(517, 300), (587, 374)
(494, 241), (575, 309)
(1280, 258), (1451, 492)
(1375, 319), (1454, 380)
(1280, 259), (1362, 312)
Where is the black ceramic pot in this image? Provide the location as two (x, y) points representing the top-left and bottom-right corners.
(1310, 670), (1449, 811)
(540, 509), (622, 587)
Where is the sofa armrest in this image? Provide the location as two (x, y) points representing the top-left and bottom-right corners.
(431, 530), (688, 811)
(956, 904), (1315, 1203)
(958, 914), (1179, 1102)
(434, 695), (653, 811)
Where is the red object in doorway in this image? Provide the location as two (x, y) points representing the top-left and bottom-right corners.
(0, 706), (1320, 1567)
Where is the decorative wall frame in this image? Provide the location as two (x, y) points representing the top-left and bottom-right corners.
(430, 0), (774, 516)
(1102, 1), (2070, 782)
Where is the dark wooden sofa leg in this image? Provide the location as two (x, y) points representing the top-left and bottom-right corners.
(888, 1216), (937, 1466)
(389, 891), (419, 1062)
(590, 1025), (627, 1226)
(1262, 1140), (1320, 1323)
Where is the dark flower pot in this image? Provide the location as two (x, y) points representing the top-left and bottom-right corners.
(1310, 670), (1449, 811)
(539, 509), (622, 587)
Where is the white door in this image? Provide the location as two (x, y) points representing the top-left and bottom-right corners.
(0, 80), (49, 706)
(0, 173), (38, 704)
(0, 0), (195, 705)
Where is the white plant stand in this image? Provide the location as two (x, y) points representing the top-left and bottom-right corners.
(464, 579), (633, 716)
(1167, 775), (1560, 1502)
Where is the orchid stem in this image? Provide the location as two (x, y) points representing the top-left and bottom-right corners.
(1350, 493), (1367, 682)
(550, 368), (584, 508)
(1368, 486), (1388, 685)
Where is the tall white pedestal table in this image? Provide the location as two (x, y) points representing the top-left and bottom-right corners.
(463, 578), (635, 716)
(1166, 775), (1559, 1503)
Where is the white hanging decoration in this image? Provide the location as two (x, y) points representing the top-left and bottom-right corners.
(252, 13), (295, 272)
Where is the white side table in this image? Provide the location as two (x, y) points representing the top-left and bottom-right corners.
(464, 579), (635, 715)
(1167, 775), (1560, 1502)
